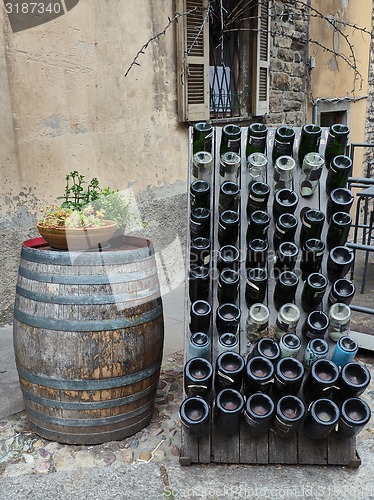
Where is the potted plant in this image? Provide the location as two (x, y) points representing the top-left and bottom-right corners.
(37, 171), (131, 250)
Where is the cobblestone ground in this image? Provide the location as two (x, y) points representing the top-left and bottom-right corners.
(0, 351), (373, 478)
(0, 352), (184, 478)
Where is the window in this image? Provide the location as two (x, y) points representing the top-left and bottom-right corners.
(176, 0), (270, 122)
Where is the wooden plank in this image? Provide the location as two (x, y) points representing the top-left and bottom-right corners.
(211, 421), (240, 463)
(328, 432), (357, 465)
(209, 126), (242, 463)
(239, 423), (269, 464)
(298, 432), (328, 465)
(268, 429), (298, 464)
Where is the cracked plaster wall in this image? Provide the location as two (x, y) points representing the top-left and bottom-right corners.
(0, 1), (188, 324)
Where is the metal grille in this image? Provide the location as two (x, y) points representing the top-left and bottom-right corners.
(209, 0), (254, 118)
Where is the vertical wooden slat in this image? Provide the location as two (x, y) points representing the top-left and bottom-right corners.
(298, 433), (328, 465)
(269, 431), (298, 464)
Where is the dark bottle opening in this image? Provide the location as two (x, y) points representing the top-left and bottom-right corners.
(335, 335), (358, 353)
(180, 396), (210, 438)
(245, 267), (268, 306)
(273, 189), (299, 218)
(217, 245), (240, 272)
(273, 213), (298, 249)
(328, 278), (356, 306)
(327, 245), (354, 283)
(184, 357), (213, 398)
(189, 265), (210, 303)
(190, 207), (211, 239)
(216, 303), (241, 334)
(190, 237), (211, 267)
(303, 359), (339, 403)
(338, 361), (371, 398)
(190, 179), (210, 210)
(213, 388), (245, 436)
(337, 397), (371, 439)
(272, 357), (304, 398)
(244, 392), (275, 436)
(272, 126), (295, 163)
(247, 210), (271, 241)
(220, 124), (242, 155)
(219, 181), (240, 213)
(215, 351), (245, 392)
(243, 356), (275, 396)
(252, 337), (281, 363)
(218, 210), (240, 246)
(272, 395), (305, 438)
(190, 299), (212, 334)
(326, 155), (353, 195)
(274, 241), (299, 275)
(326, 188), (354, 223)
(273, 271), (299, 310)
(299, 208), (325, 247)
(326, 211), (352, 251)
(302, 310), (329, 340)
(247, 181), (271, 214)
(219, 332), (238, 349)
(303, 398), (340, 440)
(300, 238), (325, 279)
(218, 268), (240, 304)
(298, 124), (322, 165)
(282, 333), (302, 351)
(301, 272), (328, 313)
(246, 238), (269, 269)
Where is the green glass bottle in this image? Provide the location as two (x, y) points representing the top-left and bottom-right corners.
(324, 124), (350, 169)
(298, 124), (322, 166)
(325, 155), (353, 195)
(272, 126), (295, 164)
(246, 123), (268, 157)
(193, 122), (213, 154)
(220, 124), (241, 155)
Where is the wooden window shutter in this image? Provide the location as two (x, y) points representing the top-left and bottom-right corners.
(253, 0), (270, 116)
(176, 0), (210, 122)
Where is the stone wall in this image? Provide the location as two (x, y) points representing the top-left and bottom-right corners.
(365, 4), (374, 173)
(267, 2), (309, 127)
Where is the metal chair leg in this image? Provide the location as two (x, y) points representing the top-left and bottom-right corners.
(361, 210), (374, 294)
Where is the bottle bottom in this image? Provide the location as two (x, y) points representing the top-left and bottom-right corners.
(300, 181), (314, 197)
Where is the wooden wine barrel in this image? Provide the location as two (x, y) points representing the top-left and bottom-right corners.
(13, 236), (164, 445)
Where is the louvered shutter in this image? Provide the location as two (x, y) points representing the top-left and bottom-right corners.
(253, 0), (270, 116)
(176, 0), (210, 122)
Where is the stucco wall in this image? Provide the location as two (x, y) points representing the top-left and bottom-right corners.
(0, 1), (188, 324)
(309, 0), (372, 178)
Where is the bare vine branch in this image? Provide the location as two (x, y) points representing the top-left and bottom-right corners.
(124, 0), (371, 96)
(124, 7), (199, 77)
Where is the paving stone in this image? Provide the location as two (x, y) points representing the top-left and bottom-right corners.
(74, 450), (96, 468)
(117, 449), (134, 464)
(138, 451), (152, 462)
(3, 463), (34, 478)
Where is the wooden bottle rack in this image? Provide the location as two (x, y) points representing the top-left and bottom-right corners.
(180, 126), (361, 467)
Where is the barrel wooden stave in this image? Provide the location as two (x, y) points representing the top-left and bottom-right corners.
(13, 237), (164, 445)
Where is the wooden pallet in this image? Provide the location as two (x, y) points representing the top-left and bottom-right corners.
(180, 126), (361, 467)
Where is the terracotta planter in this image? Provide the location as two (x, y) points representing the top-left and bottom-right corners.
(36, 220), (116, 250)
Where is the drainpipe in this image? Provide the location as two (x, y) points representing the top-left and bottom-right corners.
(312, 100), (318, 125)
(306, 0), (313, 122)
